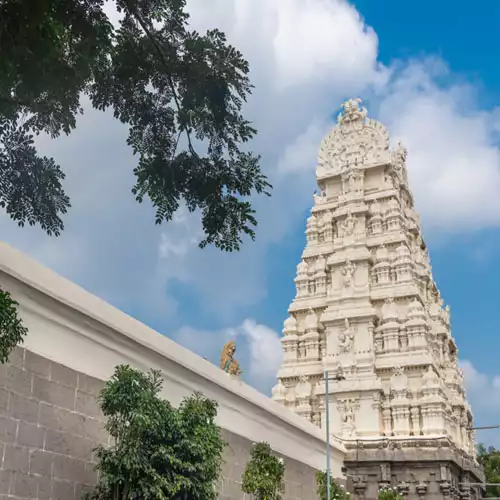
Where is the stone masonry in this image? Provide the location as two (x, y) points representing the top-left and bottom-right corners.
(0, 346), (320, 500)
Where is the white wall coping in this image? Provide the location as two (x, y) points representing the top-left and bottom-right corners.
(0, 241), (346, 475)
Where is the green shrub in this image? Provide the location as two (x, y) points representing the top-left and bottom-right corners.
(241, 442), (285, 500)
(87, 365), (224, 500)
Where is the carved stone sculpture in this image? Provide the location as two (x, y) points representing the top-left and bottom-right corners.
(220, 340), (241, 376)
(341, 210), (356, 236)
(342, 258), (356, 288)
(338, 318), (355, 353)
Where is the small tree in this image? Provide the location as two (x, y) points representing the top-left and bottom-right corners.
(241, 442), (285, 500)
(87, 364), (224, 500)
(378, 485), (404, 500)
(316, 470), (349, 500)
(478, 444), (500, 498)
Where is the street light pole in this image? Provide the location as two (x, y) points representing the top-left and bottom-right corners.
(325, 371), (331, 500)
(325, 369), (345, 500)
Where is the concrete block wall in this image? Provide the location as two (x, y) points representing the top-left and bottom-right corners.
(0, 346), (320, 500)
(0, 347), (106, 500)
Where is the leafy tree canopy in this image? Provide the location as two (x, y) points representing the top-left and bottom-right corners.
(88, 364), (225, 500)
(241, 441), (285, 500)
(478, 444), (500, 498)
(0, 0), (270, 251)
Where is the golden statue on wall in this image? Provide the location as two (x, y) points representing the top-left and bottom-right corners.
(220, 340), (241, 376)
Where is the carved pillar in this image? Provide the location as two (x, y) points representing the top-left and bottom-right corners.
(353, 480), (367, 500)
(440, 481), (452, 498)
(374, 328), (383, 353)
(410, 406), (422, 436)
(398, 481), (410, 497)
(306, 214), (318, 245)
(392, 403), (410, 436)
(382, 403), (392, 436)
(415, 481), (428, 498)
(459, 474), (471, 500)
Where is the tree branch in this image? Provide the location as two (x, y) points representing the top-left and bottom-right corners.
(0, 96), (31, 107)
(122, 2), (198, 157)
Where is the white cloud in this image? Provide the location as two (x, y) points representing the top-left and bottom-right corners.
(460, 360), (500, 448)
(174, 319), (282, 393)
(375, 60), (500, 233)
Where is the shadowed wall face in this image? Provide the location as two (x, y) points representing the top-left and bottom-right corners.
(0, 347), (320, 500)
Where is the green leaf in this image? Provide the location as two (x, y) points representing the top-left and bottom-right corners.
(478, 443), (500, 498)
(316, 470), (349, 500)
(241, 442), (285, 500)
(0, 289), (28, 364)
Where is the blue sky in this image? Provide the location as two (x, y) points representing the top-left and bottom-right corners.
(2, 0), (500, 445)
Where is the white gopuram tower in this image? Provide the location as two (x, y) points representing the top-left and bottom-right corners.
(272, 99), (484, 499)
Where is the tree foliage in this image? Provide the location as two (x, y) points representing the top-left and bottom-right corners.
(241, 442), (285, 500)
(316, 471), (349, 500)
(87, 364), (225, 500)
(0, 0), (270, 251)
(0, 290), (27, 363)
(478, 444), (500, 498)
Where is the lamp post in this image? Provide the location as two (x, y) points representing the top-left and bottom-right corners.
(325, 369), (346, 500)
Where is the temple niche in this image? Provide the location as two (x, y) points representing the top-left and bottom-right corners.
(272, 99), (484, 499)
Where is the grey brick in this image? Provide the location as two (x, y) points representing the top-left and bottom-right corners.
(33, 375), (75, 410)
(38, 475), (52, 500)
(53, 455), (96, 483)
(0, 363), (7, 387)
(52, 479), (74, 500)
(0, 469), (11, 495)
(77, 374), (104, 397)
(12, 471), (38, 498)
(0, 416), (17, 444)
(4, 444), (29, 472)
(51, 363), (78, 388)
(0, 389), (9, 415)
(75, 481), (96, 500)
(75, 392), (103, 419)
(6, 365), (32, 397)
(9, 347), (25, 369)
(17, 421), (44, 448)
(222, 478), (243, 498)
(29, 449), (53, 476)
(25, 351), (51, 378)
(44, 429), (94, 461)
(39, 403), (107, 444)
(84, 417), (108, 444)
(39, 403), (84, 434)
(9, 392), (38, 423)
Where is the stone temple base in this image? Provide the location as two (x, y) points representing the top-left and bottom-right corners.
(343, 438), (485, 500)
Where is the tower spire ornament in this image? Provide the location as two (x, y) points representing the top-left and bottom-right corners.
(273, 98), (484, 498)
(337, 98), (367, 124)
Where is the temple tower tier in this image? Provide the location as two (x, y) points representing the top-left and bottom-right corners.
(272, 98), (484, 499)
